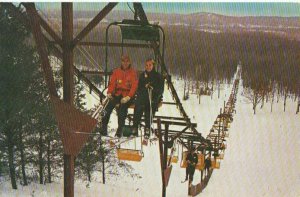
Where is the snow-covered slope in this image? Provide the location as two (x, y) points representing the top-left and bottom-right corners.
(1, 75), (299, 197)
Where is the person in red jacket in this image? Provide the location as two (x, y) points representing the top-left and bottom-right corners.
(101, 55), (138, 137)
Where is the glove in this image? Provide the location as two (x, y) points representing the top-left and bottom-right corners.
(121, 96), (131, 104)
(107, 94), (113, 99)
(145, 83), (153, 90)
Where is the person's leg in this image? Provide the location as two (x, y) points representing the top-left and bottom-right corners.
(133, 98), (145, 129)
(144, 102), (151, 137)
(189, 167), (195, 182)
(150, 103), (158, 134)
(116, 99), (133, 137)
(187, 166), (193, 187)
(144, 101), (151, 129)
(100, 97), (118, 135)
(185, 167), (189, 180)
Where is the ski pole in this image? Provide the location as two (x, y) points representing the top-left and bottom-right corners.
(93, 97), (109, 119)
(148, 87), (154, 134)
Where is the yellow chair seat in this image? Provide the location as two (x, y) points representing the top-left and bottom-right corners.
(117, 149), (143, 162)
(168, 155), (179, 163)
(211, 159), (220, 169)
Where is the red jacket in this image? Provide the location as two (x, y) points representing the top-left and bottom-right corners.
(107, 66), (138, 98)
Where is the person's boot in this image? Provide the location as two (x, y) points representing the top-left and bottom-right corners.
(144, 128), (150, 139)
(115, 128), (122, 138)
(101, 131), (108, 136)
(131, 127), (138, 137)
(100, 125), (108, 136)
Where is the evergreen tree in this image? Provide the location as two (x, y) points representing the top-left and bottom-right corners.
(74, 80), (102, 182)
(0, 4), (38, 189)
(0, 5), (64, 188)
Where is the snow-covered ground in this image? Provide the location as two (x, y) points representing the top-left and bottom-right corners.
(1, 74), (299, 197)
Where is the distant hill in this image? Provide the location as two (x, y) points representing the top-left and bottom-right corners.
(45, 9), (300, 41)
(45, 9), (300, 27)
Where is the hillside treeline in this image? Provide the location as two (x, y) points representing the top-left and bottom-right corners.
(71, 22), (299, 97)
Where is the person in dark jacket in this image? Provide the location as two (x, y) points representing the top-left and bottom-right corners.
(132, 58), (164, 138)
(204, 155), (212, 176)
(185, 147), (198, 184)
(101, 55), (138, 137)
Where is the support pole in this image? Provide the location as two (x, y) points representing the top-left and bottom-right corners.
(162, 123), (169, 197)
(62, 3), (74, 197)
(62, 3), (74, 103)
(157, 119), (166, 197)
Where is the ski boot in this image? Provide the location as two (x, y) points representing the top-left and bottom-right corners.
(142, 128), (150, 146)
(115, 128), (122, 138)
(131, 127), (139, 137)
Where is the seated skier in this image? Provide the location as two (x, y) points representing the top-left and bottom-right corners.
(204, 154), (212, 176)
(101, 55), (138, 137)
(132, 58), (164, 138)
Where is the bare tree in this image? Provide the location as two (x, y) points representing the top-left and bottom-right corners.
(283, 87), (289, 112)
(270, 81), (276, 113)
(243, 87), (263, 114)
(296, 99), (300, 114)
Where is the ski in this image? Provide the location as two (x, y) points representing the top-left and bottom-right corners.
(110, 136), (137, 147)
(102, 136), (119, 143)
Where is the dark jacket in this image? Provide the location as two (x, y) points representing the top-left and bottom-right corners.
(136, 69), (164, 104)
(205, 158), (211, 169)
(186, 152), (198, 168)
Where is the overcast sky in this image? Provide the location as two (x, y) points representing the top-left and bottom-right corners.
(35, 2), (300, 17)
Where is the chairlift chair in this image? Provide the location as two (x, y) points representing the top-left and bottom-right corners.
(116, 134), (144, 162)
(115, 123), (144, 162)
(180, 150), (205, 170)
(104, 19), (165, 111)
(105, 19), (165, 88)
(117, 148), (143, 162)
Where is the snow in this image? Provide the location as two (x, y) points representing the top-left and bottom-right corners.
(195, 28), (222, 34)
(1, 69), (299, 197)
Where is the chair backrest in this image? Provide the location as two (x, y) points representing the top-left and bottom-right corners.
(120, 20), (160, 42)
(180, 151), (188, 168)
(195, 154), (205, 170)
